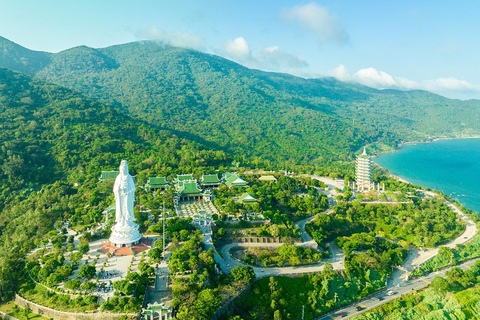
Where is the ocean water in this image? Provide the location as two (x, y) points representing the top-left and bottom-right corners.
(374, 138), (480, 213)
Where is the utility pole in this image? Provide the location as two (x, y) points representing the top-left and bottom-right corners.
(302, 305), (305, 320)
(163, 201), (166, 262)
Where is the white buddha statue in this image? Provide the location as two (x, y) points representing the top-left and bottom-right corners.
(114, 160), (136, 227)
(109, 160), (141, 247)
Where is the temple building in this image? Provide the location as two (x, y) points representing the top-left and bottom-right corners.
(174, 179), (204, 199)
(200, 174), (221, 188)
(175, 174), (194, 183)
(356, 147), (373, 191)
(144, 177), (169, 191)
(237, 192), (257, 204)
(224, 173), (248, 188)
(259, 175), (277, 183)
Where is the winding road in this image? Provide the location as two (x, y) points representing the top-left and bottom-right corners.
(315, 198), (478, 320)
(213, 182), (344, 278)
(204, 174), (478, 319)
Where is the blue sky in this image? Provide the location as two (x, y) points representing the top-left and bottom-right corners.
(1, 0), (479, 99)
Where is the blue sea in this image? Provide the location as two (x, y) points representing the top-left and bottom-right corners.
(374, 138), (480, 213)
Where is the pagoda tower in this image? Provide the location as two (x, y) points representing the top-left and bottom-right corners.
(356, 147), (373, 191)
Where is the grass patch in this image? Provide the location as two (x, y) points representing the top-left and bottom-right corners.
(413, 232), (480, 276)
(0, 301), (50, 320)
(230, 266), (385, 320)
(19, 279), (99, 313)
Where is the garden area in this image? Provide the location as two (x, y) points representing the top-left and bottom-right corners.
(168, 232), (257, 320)
(235, 244), (324, 267)
(18, 280), (99, 313)
(307, 198), (465, 250)
(230, 262), (386, 320)
(213, 175), (329, 224)
(0, 301), (49, 320)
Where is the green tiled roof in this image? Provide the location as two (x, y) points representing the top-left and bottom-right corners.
(223, 172), (236, 180)
(100, 171), (119, 180)
(177, 174), (194, 182)
(201, 174), (221, 186)
(225, 173), (248, 188)
(176, 181), (203, 197)
(237, 192), (257, 203)
(259, 175), (277, 182)
(148, 177), (168, 185)
(145, 177), (169, 190)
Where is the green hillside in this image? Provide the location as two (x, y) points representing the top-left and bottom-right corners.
(0, 68), (230, 299)
(1, 36), (480, 168)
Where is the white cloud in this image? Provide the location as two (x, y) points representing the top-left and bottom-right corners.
(258, 46), (308, 69)
(282, 2), (349, 45)
(223, 37), (308, 74)
(136, 26), (205, 50)
(328, 65), (480, 99)
(329, 64), (351, 82)
(224, 37), (252, 62)
(353, 68), (397, 88)
(423, 77), (479, 92)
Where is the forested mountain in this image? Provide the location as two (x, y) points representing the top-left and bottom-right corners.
(0, 68), (230, 299)
(1, 36), (480, 168)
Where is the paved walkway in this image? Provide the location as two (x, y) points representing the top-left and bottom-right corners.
(402, 199), (477, 272)
(213, 175), (343, 278)
(219, 239), (345, 279)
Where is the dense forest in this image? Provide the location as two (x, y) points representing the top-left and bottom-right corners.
(1, 36), (480, 171)
(0, 68), (232, 301)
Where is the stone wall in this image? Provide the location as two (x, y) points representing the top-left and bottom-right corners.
(235, 236), (280, 243)
(14, 294), (139, 320)
(235, 236), (301, 244)
(0, 310), (20, 320)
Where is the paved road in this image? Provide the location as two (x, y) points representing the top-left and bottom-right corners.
(295, 215), (320, 249)
(314, 193), (478, 320)
(407, 199), (477, 270)
(199, 224), (231, 273)
(219, 241), (344, 279)
(316, 257), (480, 320)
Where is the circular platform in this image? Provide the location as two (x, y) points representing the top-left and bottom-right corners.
(109, 224), (142, 247)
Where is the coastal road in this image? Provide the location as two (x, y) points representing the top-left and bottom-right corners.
(316, 257), (480, 320)
(314, 194), (479, 320)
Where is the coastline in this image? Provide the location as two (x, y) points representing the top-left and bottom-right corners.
(372, 137), (480, 213)
(373, 161), (412, 185)
(371, 135), (480, 159)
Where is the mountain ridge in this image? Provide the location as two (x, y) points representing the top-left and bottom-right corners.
(1, 36), (479, 169)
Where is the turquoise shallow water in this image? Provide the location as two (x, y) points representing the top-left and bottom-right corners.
(374, 138), (480, 213)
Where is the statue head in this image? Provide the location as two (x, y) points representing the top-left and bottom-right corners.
(119, 160), (129, 175)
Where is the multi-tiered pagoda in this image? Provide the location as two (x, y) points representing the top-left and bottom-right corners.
(356, 147), (373, 191)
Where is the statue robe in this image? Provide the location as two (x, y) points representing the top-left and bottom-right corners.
(113, 173), (136, 226)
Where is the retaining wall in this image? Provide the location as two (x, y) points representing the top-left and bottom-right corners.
(0, 310), (20, 320)
(14, 294), (139, 320)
